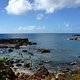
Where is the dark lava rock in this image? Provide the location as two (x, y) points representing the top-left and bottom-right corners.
(16, 63), (22, 67)
(32, 42), (37, 45)
(15, 59), (22, 63)
(37, 48), (50, 53)
(10, 60), (14, 64)
(73, 34), (80, 36)
(0, 45), (8, 48)
(42, 49), (50, 53)
(34, 66), (49, 78)
(28, 41), (37, 45)
(8, 48), (13, 52)
(22, 50), (27, 52)
(28, 52), (34, 56)
(70, 61), (77, 65)
(24, 63), (30, 68)
(0, 38), (29, 44)
(21, 60), (24, 63)
(15, 44), (20, 49)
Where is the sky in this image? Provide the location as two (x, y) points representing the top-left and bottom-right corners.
(0, 0), (80, 33)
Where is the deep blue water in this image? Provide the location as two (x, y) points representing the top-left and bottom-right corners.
(0, 33), (80, 71)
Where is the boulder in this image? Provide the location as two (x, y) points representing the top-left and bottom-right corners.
(24, 63), (30, 68)
(56, 73), (67, 80)
(37, 48), (50, 53)
(28, 52), (34, 56)
(8, 48), (13, 52)
(18, 72), (29, 80)
(27, 42), (37, 45)
(34, 66), (49, 78)
(15, 44), (20, 49)
(32, 42), (37, 45)
(16, 63), (22, 67)
(22, 50), (27, 52)
(15, 59), (22, 63)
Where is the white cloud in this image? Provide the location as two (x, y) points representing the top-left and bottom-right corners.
(34, 0), (80, 13)
(18, 26), (22, 30)
(64, 22), (69, 28)
(5, 0), (32, 15)
(36, 14), (44, 20)
(63, 22), (73, 32)
(18, 26), (45, 32)
(5, 0), (80, 15)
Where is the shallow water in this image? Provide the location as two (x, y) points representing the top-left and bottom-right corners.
(0, 33), (80, 71)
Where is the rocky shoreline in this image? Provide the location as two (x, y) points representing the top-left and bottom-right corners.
(0, 38), (37, 49)
(0, 38), (80, 80)
(69, 34), (80, 41)
(1, 57), (80, 80)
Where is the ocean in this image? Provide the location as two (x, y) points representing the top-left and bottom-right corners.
(0, 33), (80, 71)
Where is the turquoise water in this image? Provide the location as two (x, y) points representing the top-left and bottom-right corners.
(0, 33), (80, 71)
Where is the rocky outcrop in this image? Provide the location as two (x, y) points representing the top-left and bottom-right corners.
(0, 38), (29, 44)
(22, 50), (27, 52)
(16, 63), (22, 67)
(34, 66), (49, 78)
(24, 63), (30, 68)
(27, 66), (49, 80)
(27, 42), (37, 45)
(56, 73), (67, 80)
(28, 52), (34, 56)
(0, 61), (16, 80)
(37, 48), (50, 53)
(8, 48), (13, 52)
(69, 37), (80, 40)
(17, 72), (29, 80)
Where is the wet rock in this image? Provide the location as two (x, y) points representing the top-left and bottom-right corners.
(8, 48), (13, 52)
(62, 68), (72, 73)
(69, 37), (80, 41)
(28, 42), (37, 45)
(16, 63), (22, 67)
(37, 48), (50, 53)
(24, 63), (30, 68)
(10, 60), (14, 64)
(13, 67), (18, 72)
(15, 44), (20, 49)
(32, 42), (37, 45)
(22, 50), (27, 52)
(34, 66), (49, 78)
(70, 61), (77, 65)
(0, 38), (29, 44)
(0, 45), (8, 48)
(28, 42), (33, 45)
(21, 60), (24, 63)
(15, 59), (22, 63)
(18, 72), (29, 80)
(56, 73), (67, 80)
(28, 52), (34, 56)
(78, 56), (80, 58)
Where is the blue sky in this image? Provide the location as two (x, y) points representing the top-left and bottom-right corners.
(0, 0), (80, 33)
